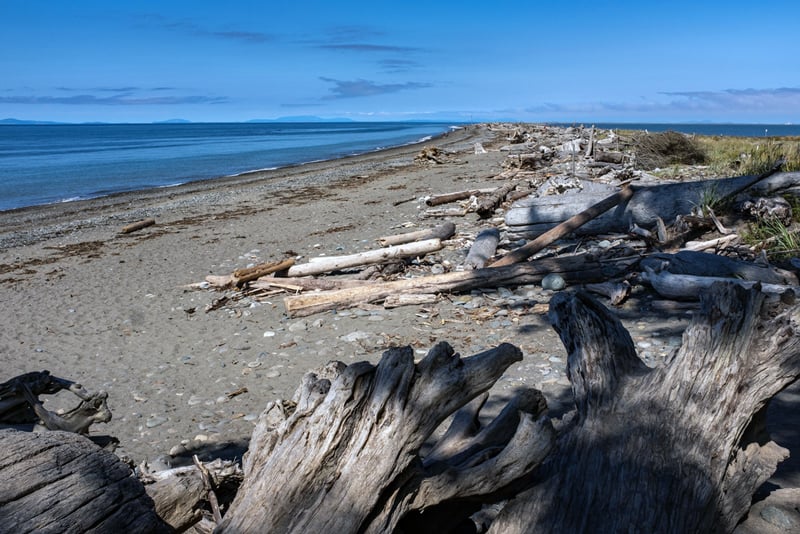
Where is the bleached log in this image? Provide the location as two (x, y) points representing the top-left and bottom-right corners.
(120, 218), (156, 234)
(489, 285), (800, 533)
(505, 174), (760, 237)
(640, 267), (800, 301)
(491, 185), (634, 267)
(640, 250), (797, 285)
(383, 293), (438, 308)
(286, 238), (443, 277)
(378, 222), (456, 247)
(683, 234), (739, 251)
(463, 228), (500, 269)
(426, 189), (495, 207)
(284, 255), (638, 316)
(217, 342), (555, 534)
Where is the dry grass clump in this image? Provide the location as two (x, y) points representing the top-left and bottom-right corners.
(632, 131), (707, 170)
(698, 136), (800, 176)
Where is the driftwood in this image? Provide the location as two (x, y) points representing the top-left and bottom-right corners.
(488, 284), (800, 533)
(476, 180), (518, 218)
(217, 342), (555, 533)
(425, 189), (495, 207)
(491, 185), (634, 267)
(640, 250), (797, 285)
(584, 280), (631, 305)
(284, 254), (638, 316)
(378, 222), (456, 246)
(0, 429), (169, 533)
(120, 218), (156, 234)
(0, 370), (111, 434)
(463, 228), (500, 269)
(231, 258), (295, 287)
(504, 173), (769, 238)
(141, 459), (242, 532)
(641, 268), (800, 301)
(284, 239), (443, 277)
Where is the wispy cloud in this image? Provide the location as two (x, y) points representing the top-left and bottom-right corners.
(378, 59), (422, 73)
(55, 86), (176, 93)
(319, 77), (431, 99)
(525, 87), (800, 118)
(140, 14), (272, 44)
(0, 93), (227, 105)
(318, 43), (420, 53)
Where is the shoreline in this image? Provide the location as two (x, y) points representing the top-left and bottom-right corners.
(0, 125), (476, 250)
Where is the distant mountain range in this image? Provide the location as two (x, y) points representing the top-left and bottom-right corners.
(0, 116), (356, 125)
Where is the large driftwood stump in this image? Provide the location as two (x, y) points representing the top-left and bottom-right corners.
(0, 429), (169, 533)
(218, 342), (555, 533)
(489, 284), (800, 533)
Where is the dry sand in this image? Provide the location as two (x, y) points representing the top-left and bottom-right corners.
(1, 124), (797, 521)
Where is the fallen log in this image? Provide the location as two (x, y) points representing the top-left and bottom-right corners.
(426, 188), (495, 207)
(640, 250), (797, 285)
(476, 181), (518, 218)
(489, 284), (800, 533)
(232, 258), (295, 288)
(584, 280), (631, 305)
(378, 222), (456, 247)
(504, 173), (766, 237)
(0, 429), (170, 533)
(640, 267), (800, 301)
(217, 342), (555, 533)
(120, 218), (156, 234)
(286, 238), (443, 277)
(490, 185), (633, 267)
(463, 228), (500, 269)
(284, 254), (638, 316)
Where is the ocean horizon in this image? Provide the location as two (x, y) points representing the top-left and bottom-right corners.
(2, 121), (799, 213)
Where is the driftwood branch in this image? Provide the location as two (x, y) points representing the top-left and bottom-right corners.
(378, 222), (456, 247)
(218, 342), (554, 533)
(463, 228), (500, 269)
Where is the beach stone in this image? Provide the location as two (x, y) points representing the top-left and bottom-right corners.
(169, 444), (188, 456)
(541, 273), (566, 290)
(263, 330), (276, 337)
(288, 320), (308, 333)
(187, 395), (203, 406)
(265, 370), (281, 378)
(146, 415), (168, 428)
(340, 331), (371, 343)
(194, 434), (209, 442)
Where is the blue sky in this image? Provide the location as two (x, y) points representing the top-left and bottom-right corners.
(1, 0), (799, 123)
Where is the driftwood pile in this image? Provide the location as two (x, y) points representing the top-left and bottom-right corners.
(5, 125), (800, 532)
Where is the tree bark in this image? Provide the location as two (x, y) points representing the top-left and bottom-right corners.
(426, 189), (496, 207)
(640, 250), (797, 285)
(120, 218), (156, 234)
(283, 254), (638, 316)
(0, 429), (170, 533)
(488, 284), (800, 533)
(476, 181), (518, 218)
(217, 342), (555, 534)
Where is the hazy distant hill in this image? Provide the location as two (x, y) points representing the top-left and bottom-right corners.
(0, 118), (63, 125)
(247, 116), (355, 123)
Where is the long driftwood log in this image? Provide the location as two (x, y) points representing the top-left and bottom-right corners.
(504, 173), (784, 238)
(488, 284), (800, 533)
(0, 429), (170, 533)
(217, 342), (555, 533)
(284, 254), (638, 316)
(378, 222), (456, 247)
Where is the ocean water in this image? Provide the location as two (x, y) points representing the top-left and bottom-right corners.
(0, 122), (456, 212)
(2, 121), (799, 212)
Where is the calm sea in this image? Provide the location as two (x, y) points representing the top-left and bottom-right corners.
(2, 121), (799, 212)
(0, 122), (456, 212)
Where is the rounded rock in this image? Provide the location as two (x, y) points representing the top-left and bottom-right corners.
(541, 273), (566, 291)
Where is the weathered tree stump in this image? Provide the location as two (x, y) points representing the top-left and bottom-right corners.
(217, 342), (555, 533)
(0, 429), (169, 533)
(488, 284), (800, 533)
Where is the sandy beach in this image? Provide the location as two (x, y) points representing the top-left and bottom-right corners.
(2, 123), (798, 526)
(1, 124), (539, 464)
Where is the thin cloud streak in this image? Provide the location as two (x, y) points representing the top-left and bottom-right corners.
(0, 94), (227, 105)
(319, 77), (431, 99)
(318, 43), (420, 53)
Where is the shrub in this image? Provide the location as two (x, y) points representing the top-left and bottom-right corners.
(632, 131), (707, 170)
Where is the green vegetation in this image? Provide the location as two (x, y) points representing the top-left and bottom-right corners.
(697, 136), (800, 176)
(741, 216), (800, 260)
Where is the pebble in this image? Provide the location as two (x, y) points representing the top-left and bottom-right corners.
(169, 444), (188, 456)
(187, 395), (203, 406)
(265, 370), (281, 378)
(288, 320), (308, 333)
(247, 361), (262, 368)
(263, 330), (276, 337)
(244, 413), (259, 422)
(194, 434), (209, 442)
(541, 273), (566, 290)
(637, 341), (652, 349)
(145, 416), (167, 428)
(340, 331), (371, 343)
